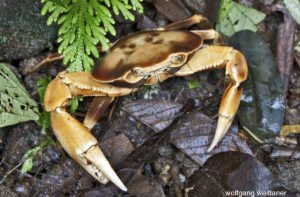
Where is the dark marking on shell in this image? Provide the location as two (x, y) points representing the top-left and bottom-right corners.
(124, 50), (134, 55)
(128, 43), (136, 49)
(150, 32), (160, 37)
(145, 36), (153, 42)
(92, 30), (203, 82)
(152, 39), (164, 45)
(109, 78), (147, 88)
(119, 44), (127, 49)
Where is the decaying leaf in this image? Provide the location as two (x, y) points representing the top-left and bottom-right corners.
(122, 99), (183, 133)
(185, 152), (287, 196)
(203, 152), (286, 194)
(153, 0), (191, 22)
(0, 63), (39, 127)
(185, 169), (225, 196)
(229, 31), (285, 141)
(170, 111), (253, 166)
(216, 0), (266, 37)
(127, 171), (165, 197)
(100, 134), (135, 168)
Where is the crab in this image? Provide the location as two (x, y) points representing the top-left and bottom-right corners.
(44, 14), (248, 191)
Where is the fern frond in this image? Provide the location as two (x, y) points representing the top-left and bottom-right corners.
(41, 0), (144, 72)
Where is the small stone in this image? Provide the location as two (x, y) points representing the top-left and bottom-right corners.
(175, 151), (185, 162)
(178, 173), (186, 184)
(182, 158), (199, 177)
(158, 145), (173, 157)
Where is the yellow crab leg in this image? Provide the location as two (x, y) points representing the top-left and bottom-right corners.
(83, 96), (114, 130)
(175, 46), (248, 151)
(161, 14), (210, 30)
(191, 30), (222, 44)
(44, 72), (136, 191)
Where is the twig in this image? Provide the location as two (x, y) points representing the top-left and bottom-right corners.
(0, 162), (23, 184)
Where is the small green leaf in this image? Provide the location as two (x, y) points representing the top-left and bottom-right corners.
(216, 0), (266, 37)
(20, 137), (55, 174)
(36, 77), (52, 133)
(47, 0), (67, 8)
(284, 0), (300, 25)
(187, 80), (200, 89)
(37, 110), (51, 134)
(0, 64), (39, 127)
(21, 158), (33, 174)
(37, 76), (51, 102)
(69, 97), (83, 113)
(217, 0), (233, 20)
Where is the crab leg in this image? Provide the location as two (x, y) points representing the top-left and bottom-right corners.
(31, 45), (114, 73)
(162, 14), (210, 30)
(44, 72), (136, 191)
(159, 15), (221, 43)
(84, 97), (114, 130)
(175, 46), (248, 151)
(191, 30), (222, 44)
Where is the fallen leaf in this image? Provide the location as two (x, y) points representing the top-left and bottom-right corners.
(0, 63), (39, 127)
(186, 152), (293, 196)
(204, 152), (289, 193)
(284, 0), (300, 24)
(185, 169), (225, 197)
(272, 5), (296, 95)
(170, 111), (253, 165)
(100, 134), (135, 168)
(216, 0), (266, 37)
(229, 31), (285, 141)
(153, 0), (191, 22)
(127, 171), (166, 197)
(122, 99), (183, 133)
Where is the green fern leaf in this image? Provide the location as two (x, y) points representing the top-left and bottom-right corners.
(41, 0), (144, 72)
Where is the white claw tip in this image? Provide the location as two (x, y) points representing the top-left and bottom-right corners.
(207, 138), (218, 152)
(118, 183), (128, 192)
(83, 146), (128, 192)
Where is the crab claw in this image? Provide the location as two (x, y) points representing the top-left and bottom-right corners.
(51, 108), (127, 191)
(207, 50), (248, 152)
(207, 83), (243, 152)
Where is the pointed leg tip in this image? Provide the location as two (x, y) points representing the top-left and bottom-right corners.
(207, 138), (219, 152)
(206, 145), (214, 152)
(207, 113), (234, 152)
(118, 183), (128, 192)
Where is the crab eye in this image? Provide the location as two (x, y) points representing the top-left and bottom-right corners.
(132, 68), (141, 74)
(170, 54), (186, 64)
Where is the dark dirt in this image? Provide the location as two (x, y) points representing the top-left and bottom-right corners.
(0, 0), (57, 61)
(0, 0), (300, 196)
